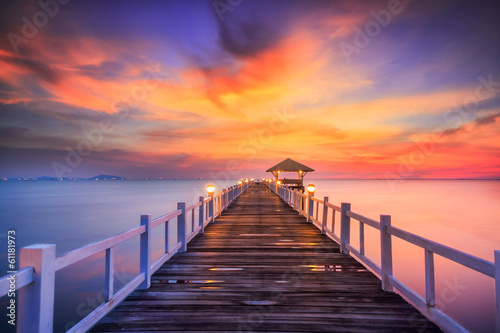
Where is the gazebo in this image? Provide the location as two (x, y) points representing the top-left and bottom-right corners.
(266, 158), (314, 190)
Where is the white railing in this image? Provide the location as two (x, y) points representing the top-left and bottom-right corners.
(268, 182), (500, 333)
(0, 182), (249, 333)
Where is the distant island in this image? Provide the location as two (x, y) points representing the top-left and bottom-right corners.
(1, 174), (127, 181)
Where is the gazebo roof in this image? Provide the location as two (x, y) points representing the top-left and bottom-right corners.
(266, 158), (314, 173)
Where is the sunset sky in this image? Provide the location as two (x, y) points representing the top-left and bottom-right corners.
(0, 0), (499, 179)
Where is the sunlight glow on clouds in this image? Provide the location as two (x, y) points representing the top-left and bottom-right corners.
(0, 0), (499, 179)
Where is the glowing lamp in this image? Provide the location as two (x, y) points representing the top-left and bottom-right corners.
(238, 180), (243, 185)
(306, 184), (316, 194)
(206, 184), (216, 194)
(277, 180), (282, 185)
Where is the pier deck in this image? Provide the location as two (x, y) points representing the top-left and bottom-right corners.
(91, 183), (441, 332)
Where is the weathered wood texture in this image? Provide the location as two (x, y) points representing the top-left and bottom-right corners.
(91, 183), (441, 332)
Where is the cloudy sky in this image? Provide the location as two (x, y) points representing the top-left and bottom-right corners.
(0, 0), (499, 179)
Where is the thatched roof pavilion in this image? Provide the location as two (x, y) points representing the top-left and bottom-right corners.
(266, 158), (314, 189)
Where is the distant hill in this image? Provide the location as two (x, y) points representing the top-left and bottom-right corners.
(87, 175), (127, 180)
(38, 176), (59, 180)
(1, 174), (127, 181)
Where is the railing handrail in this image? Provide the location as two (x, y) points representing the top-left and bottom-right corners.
(0, 181), (249, 333)
(268, 182), (499, 333)
(55, 225), (146, 271)
(387, 225), (494, 277)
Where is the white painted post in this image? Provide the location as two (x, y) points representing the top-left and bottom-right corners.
(209, 193), (214, 224)
(322, 197), (329, 234)
(308, 194), (314, 223)
(104, 247), (114, 301)
(380, 215), (393, 292)
(217, 191), (221, 215)
(495, 250), (500, 333)
(139, 214), (151, 289)
(18, 244), (56, 333)
(199, 196), (205, 234)
(177, 202), (187, 252)
(299, 190), (303, 215)
(191, 206), (195, 235)
(359, 222), (365, 256)
(425, 249), (436, 306)
(340, 203), (351, 254)
(222, 189), (227, 211)
(165, 213), (170, 253)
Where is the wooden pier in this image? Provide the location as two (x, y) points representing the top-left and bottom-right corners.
(2, 180), (498, 333)
(91, 183), (440, 332)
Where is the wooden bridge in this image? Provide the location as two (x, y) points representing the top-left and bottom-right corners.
(2, 181), (499, 332)
(90, 182), (440, 332)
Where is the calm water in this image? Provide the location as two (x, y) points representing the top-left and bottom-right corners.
(0, 179), (498, 332)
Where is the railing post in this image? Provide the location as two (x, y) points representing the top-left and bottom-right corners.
(380, 215), (393, 292)
(199, 196), (205, 234)
(165, 212), (169, 253)
(495, 250), (500, 333)
(217, 191), (221, 215)
(425, 249), (436, 306)
(104, 247), (114, 301)
(308, 194), (314, 223)
(222, 189), (227, 211)
(322, 197), (329, 234)
(139, 214), (151, 289)
(209, 193), (214, 224)
(177, 202), (187, 252)
(299, 190), (303, 215)
(340, 203), (351, 254)
(18, 244), (56, 333)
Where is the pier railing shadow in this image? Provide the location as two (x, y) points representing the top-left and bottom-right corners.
(0, 182), (249, 333)
(268, 181), (499, 333)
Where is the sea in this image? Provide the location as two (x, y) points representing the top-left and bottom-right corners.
(0, 179), (498, 332)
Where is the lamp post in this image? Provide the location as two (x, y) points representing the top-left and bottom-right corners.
(307, 184), (315, 223)
(207, 185), (215, 224)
